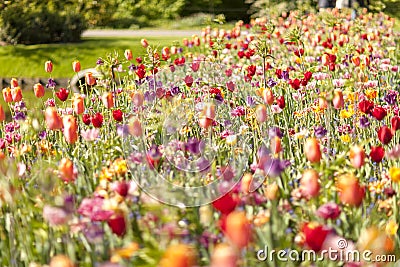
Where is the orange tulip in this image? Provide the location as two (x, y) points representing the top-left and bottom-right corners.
(318, 97), (328, 110)
(300, 169), (320, 198)
(198, 116), (213, 129)
(332, 90), (344, 109)
(210, 243), (238, 267)
(45, 60), (53, 73)
(140, 39), (149, 48)
(85, 72), (96, 86)
(33, 83), (45, 98)
(10, 78), (18, 88)
(131, 91), (144, 107)
(304, 138), (321, 163)
(49, 255), (74, 267)
(336, 173), (365, 207)
(124, 49), (133, 61)
(72, 94), (84, 115)
(101, 92), (114, 109)
(255, 104), (267, 123)
(2, 87), (12, 103)
(241, 173), (253, 194)
(270, 136), (282, 154)
(72, 60), (81, 72)
(202, 102), (216, 120)
(0, 105), (5, 122)
(45, 107), (62, 130)
(262, 88), (274, 105)
(225, 211), (251, 248)
(58, 158), (76, 183)
(159, 244), (197, 267)
(62, 115), (78, 144)
(349, 145), (365, 169)
(11, 86), (23, 102)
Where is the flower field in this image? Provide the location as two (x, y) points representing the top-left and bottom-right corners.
(0, 9), (399, 267)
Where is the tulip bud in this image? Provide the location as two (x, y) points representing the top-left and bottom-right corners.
(391, 116), (400, 134)
(49, 255), (74, 267)
(72, 60), (81, 72)
(0, 105), (5, 122)
(2, 87), (12, 103)
(336, 173), (365, 207)
(377, 125), (393, 145)
(72, 94), (84, 115)
(241, 173), (253, 194)
(202, 102), (216, 120)
(270, 136), (282, 154)
(45, 107), (62, 130)
(124, 49), (133, 61)
(264, 182), (279, 200)
(131, 91), (144, 107)
(33, 83), (45, 98)
(10, 78), (18, 88)
(85, 72), (96, 86)
(107, 212), (127, 237)
(11, 86), (22, 102)
(349, 145), (365, 168)
(101, 92), (114, 109)
(159, 244), (197, 267)
(140, 39), (149, 48)
(45, 61), (53, 73)
(318, 97), (328, 110)
(58, 158), (75, 183)
(225, 211), (251, 248)
(262, 88), (274, 105)
(128, 117), (142, 137)
(211, 243), (238, 267)
(62, 115), (78, 144)
(304, 138), (321, 163)
(300, 169), (320, 198)
(255, 104), (267, 123)
(332, 90), (344, 109)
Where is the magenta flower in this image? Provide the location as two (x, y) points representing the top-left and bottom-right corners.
(78, 197), (113, 222)
(316, 202), (341, 220)
(43, 205), (71, 226)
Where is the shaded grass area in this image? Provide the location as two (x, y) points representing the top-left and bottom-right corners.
(0, 37), (180, 78)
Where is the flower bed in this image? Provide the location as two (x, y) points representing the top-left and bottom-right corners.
(0, 9), (399, 267)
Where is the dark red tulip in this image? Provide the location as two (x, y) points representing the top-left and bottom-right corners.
(91, 113), (103, 128)
(247, 65), (256, 77)
(115, 181), (129, 197)
(372, 106), (387, 121)
(82, 114), (91, 125)
(289, 78), (301, 90)
(377, 126), (393, 145)
(294, 48), (304, 57)
(112, 109), (123, 122)
(370, 146), (385, 163)
(358, 100), (374, 114)
(276, 96), (285, 109)
(107, 213), (126, 237)
(56, 88), (69, 102)
(135, 68), (146, 79)
(304, 71), (313, 81)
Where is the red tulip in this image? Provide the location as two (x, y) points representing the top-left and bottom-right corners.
(289, 78), (301, 90)
(301, 222), (332, 251)
(378, 125), (393, 145)
(349, 145), (365, 168)
(2, 87), (12, 103)
(82, 114), (91, 125)
(358, 100), (374, 114)
(56, 88), (69, 102)
(91, 113), (103, 128)
(112, 109), (123, 122)
(391, 116), (400, 133)
(45, 60), (53, 73)
(10, 78), (18, 88)
(0, 105), (5, 122)
(34, 83), (45, 98)
(371, 106), (387, 121)
(115, 181), (129, 197)
(135, 68), (146, 79)
(107, 212), (126, 237)
(225, 211), (251, 248)
(101, 92), (114, 109)
(72, 94), (84, 115)
(85, 72), (96, 86)
(370, 146), (385, 163)
(304, 138), (322, 163)
(212, 192), (239, 215)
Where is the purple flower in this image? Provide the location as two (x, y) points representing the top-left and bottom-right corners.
(38, 131), (47, 140)
(46, 78), (56, 88)
(282, 70), (289, 80)
(185, 138), (204, 155)
(359, 116), (370, 128)
(314, 126), (327, 138)
(13, 111), (26, 121)
(5, 123), (15, 133)
(96, 58), (104, 65)
(170, 86), (181, 96)
(268, 127), (283, 138)
(197, 157), (211, 172)
(263, 158), (286, 177)
(384, 91), (397, 105)
(83, 222), (104, 243)
(316, 202), (341, 220)
(231, 106), (245, 117)
(116, 124), (129, 137)
(267, 78), (277, 88)
(128, 64), (137, 71)
(246, 95), (256, 107)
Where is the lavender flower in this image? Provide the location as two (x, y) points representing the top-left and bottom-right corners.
(46, 78), (56, 88)
(246, 95), (256, 107)
(268, 127), (283, 138)
(359, 116), (370, 128)
(314, 126), (327, 138)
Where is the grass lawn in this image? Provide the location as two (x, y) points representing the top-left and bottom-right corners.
(0, 36), (180, 79)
